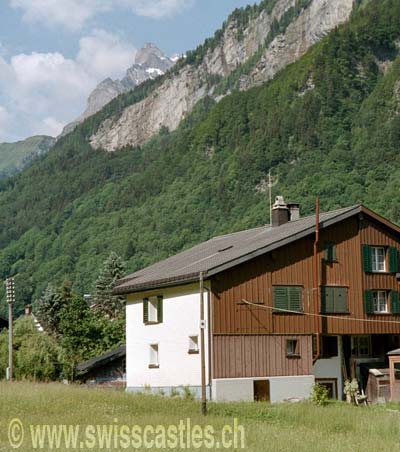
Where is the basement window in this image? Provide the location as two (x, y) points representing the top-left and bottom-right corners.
(188, 335), (199, 354)
(286, 339), (300, 358)
(149, 344), (159, 368)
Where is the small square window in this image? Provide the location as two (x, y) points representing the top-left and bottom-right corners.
(372, 247), (386, 273)
(286, 339), (299, 357)
(188, 335), (199, 354)
(149, 344), (159, 368)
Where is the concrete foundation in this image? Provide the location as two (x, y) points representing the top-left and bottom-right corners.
(212, 376), (315, 403)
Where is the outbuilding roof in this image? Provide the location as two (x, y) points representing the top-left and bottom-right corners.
(76, 344), (126, 375)
(114, 204), (399, 294)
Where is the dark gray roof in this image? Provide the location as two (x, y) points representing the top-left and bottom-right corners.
(115, 204), (384, 294)
(76, 344), (125, 375)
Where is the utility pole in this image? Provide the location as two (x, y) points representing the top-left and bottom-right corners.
(5, 277), (15, 381)
(199, 272), (207, 416)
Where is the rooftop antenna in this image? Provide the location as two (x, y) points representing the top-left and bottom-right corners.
(267, 170), (279, 226)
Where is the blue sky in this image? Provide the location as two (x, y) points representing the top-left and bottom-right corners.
(0, 0), (257, 142)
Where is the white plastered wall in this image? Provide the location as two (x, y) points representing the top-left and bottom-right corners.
(126, 283), (209, 391)
(313, 336), (343, 399)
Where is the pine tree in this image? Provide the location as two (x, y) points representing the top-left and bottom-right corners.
(35, 284), (65, 335)
(94, 252), (127, 319)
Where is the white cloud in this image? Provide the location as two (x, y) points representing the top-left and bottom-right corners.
(0, 106), (13, 141)
(0, 29), (136, 141)
(10, 0), (195, 30)
(120, 0), (194, 19)
(10, 0), (110, 32)
(77, 29), (136, 80)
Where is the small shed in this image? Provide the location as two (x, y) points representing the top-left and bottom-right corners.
(364, 365), (390, 403)
(388, 348), (400, 401)
(76, 344), (126, 388)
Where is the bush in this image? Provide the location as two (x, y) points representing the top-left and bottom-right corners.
(311, 383), (330, 406)
(0, 317), (61, 381)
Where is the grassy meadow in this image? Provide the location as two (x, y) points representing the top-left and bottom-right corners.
(0, 383), (400, 451)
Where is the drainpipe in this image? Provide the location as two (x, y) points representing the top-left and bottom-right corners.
(313, 197), (321, 362)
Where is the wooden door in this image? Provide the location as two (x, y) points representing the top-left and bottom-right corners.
(254, 380), (270, 402)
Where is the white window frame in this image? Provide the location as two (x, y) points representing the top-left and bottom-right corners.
(148, 297), (159, 323)
(372, 290), (388, 314)
(188, 335), (199, 354)
(149, 343), (159, 368)
(371, 247), (386, 273)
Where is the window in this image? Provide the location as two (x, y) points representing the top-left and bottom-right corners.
(363, 245), (399, 273)
(143, 296), (163, 324)
(351, 336), (371, 357)
(321, 287), (348, 313)
(324, 242), (337, 263)
(188, 335), (199, 354)
(273, 286), (303, 313)
(286, 339), (300, 357)
(149, 344), (159, 368)
(372, 247), (386, 273)
(365, 290), (400, 314)
(321, 336), (338, 358)
(372, 290), (388, 313)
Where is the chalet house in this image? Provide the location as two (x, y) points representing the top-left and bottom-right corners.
(115, 198), (400, 402)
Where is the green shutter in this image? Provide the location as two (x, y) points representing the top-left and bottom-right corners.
(321, 287), (334, 313)
(273, 287), (289, 312)
(362, 245), (372, 273)
(389, 247), (399, 273)
(324, 243), (337, 262)
(321, 287), (348, 313)
(288, 287), (302, 312)
(334, 287), (348, 313)
(364, 290), (374, 315)
(391, 291), (400, 314)
(143, 298), (149, 323)
(157, 296), (163, 323)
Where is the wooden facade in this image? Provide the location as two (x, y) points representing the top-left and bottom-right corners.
(211, 214), (400, 377)
(213, 335), (313, 379)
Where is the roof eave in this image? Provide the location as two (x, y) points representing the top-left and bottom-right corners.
(116, 204), (400, 295)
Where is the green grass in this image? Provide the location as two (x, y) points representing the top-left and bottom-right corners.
(0, 382), (400, 451)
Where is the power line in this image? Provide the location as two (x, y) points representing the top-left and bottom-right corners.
(241, 299), (400, 325)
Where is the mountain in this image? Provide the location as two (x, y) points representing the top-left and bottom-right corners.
(0, 135), (55, 179)
(1, 0), (400, 315)
(62, 43), (175, 135)
(90, 0), (354, 151)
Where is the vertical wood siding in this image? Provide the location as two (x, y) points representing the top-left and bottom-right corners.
(213, 335), (313, 378)
(212, 216), (400, 337)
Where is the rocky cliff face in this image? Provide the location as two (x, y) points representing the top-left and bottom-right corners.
(62, 43), (175, 135)
(90, 0), (355, 152)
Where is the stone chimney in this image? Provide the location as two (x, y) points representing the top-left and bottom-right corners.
(25, 304), (32, 316)
(287, 203), (300, 221)
(272, 196), (290, 227)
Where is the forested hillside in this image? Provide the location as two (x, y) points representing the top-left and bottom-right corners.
(0, 0), (400, 315)
(0, 136), (54, 179)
